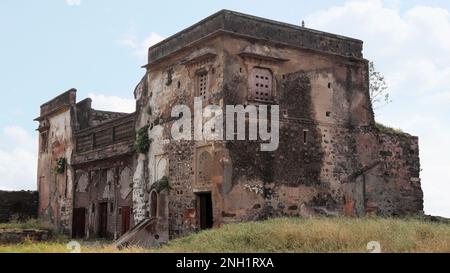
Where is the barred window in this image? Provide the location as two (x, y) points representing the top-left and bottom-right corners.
(250, 68), (273, 101)
(197, 71), (209, 100)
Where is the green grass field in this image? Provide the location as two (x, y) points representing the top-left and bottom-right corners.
(1, 217), (449, 253)
(0, 219), (53, 231)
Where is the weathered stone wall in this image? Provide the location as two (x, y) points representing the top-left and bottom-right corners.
(0, 229), (49, 244)
(36, 89), (135, 237)
(133, 21), (423, 245)
(377, 133), (423, 216)
(218, 34), (372, 220)
(36, 11), (424, 244)
(71, 113), (135, 239)
(76, 98), (131, 130)
(89, 110), (129, 127)
(36, 90), (76, 235)
(133, 35), (226, 241)
(0, 191), (38, 223)
(148, 10), (363, 65)
(354, 128), (423, 216)
(73, 161), (133, 239)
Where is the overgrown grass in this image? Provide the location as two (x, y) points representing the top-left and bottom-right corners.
(1, 218), (449, 253)
(0, 219), (54, 232)
(158, 217), (450, 253)
(375, 122), (405, 135)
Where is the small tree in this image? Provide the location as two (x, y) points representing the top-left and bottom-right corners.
(369, 61), (391, 110)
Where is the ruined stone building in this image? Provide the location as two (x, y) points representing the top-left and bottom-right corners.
(35, 10), (423, 246)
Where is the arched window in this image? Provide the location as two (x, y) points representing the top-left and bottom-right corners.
(150, 191), (158, 218)
(250, 67), (273, 101)
(155, 158), (167, 182)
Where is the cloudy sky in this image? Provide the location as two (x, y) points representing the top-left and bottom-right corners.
(0, 0), (448, 217)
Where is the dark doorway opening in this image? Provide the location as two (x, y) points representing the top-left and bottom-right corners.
(150, 191), (158, 218)
(98, 202), (108, 238)
(72, 208), (86, 238)
(196, 192), (213, 230)
(121, 206), (131, 235)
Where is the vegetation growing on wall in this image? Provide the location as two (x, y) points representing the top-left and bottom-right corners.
(369, 61), (391, 110)
(150, 176), (171, 193)
(376, 122), (405, 135)
(134, 125), (151, 154)
(53, 158), (66, 174)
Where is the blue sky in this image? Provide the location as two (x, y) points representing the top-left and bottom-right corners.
(0, 0), (449, 217)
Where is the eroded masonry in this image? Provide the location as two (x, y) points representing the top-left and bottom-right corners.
(35, 10), (423, 246)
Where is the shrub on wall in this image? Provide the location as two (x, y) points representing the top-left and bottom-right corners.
(134, 125), (151, 154)
(53, 157), (66, 174)
(150, 176), (171, 193)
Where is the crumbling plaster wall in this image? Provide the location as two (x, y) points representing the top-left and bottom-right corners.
(76, 98), (129, 130)
(134, 36), (228, 239)
(131, 31), (422, 242)
(134, 32), (369, 236)
(74, 162), (133, 239)
(220, 35), (422, 219)
(218, 35), (372, 219)
(37, 109), (75, 234)
(37, 90), (136, 236)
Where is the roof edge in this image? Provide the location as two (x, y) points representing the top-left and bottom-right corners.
(147, 10), (363, 65)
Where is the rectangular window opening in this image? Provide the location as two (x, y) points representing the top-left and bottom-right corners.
(197, 71), (209, 100)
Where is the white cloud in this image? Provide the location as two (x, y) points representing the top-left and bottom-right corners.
(0, 127), (38, 191)
(88, 93), (135, 113)
(425, 91), (450, 105)
(66, 0), (81, 6)
(307, 0), (450, 95)
(307, 0), (450, 217)
(119, 32), (165, 60)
